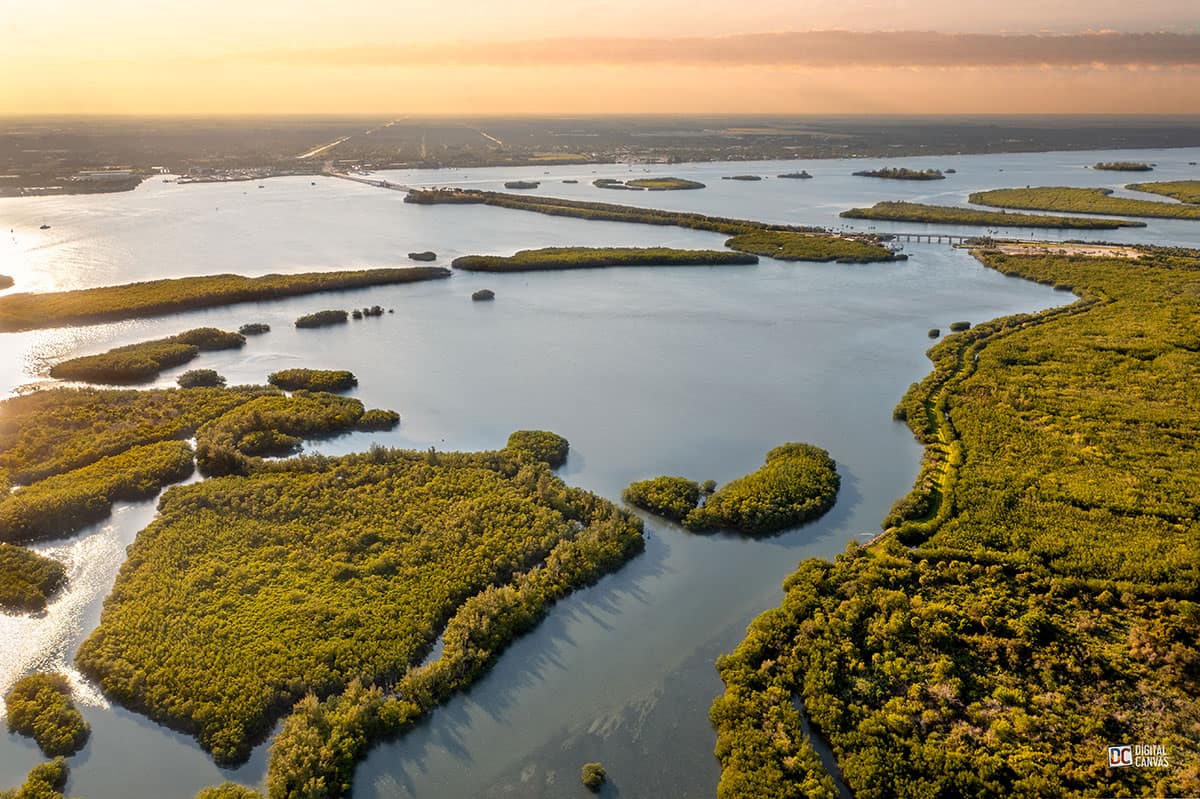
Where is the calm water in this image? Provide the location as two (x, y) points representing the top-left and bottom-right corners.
(1, 147), (1197, 798)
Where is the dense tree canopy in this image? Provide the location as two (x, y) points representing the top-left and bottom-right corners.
(686, 444), (840, 535)
(713, 246), (1200, 798)
(725, 231), (902, 264)
(267, 369), (358, 393)
(0, 544), (65, 613)
(77, 436), (643, 770)
(971, 187), (1200, 220)
(5, 673), (90, 757)
(451, 247), (756, 272)
(622, 476), (701, 522)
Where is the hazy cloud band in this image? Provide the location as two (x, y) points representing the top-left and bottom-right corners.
(251, 31), (1200, 68)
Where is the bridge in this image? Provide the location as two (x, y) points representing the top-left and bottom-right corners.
(326, 171), (414, 193)
(885, 232), (975, 245)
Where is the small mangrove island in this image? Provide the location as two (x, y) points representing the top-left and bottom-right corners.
(0, 268), (449, 333)
(0, 275), (12, 291)
(970, 186), (1200, 220)
(723, 175), (763, 181)
(778, 171), (813, 179)
(581, 762), (607, 792)
(503, 180), (540, 189)
(49, 327), (246, 384)
(268, 369), (358, 393)
(4, 673), (91, 757)
(854, 167), (945, 179)
(238, 322), (270, 335)
(840, 201), (1144, 229)
(1093, 161), (1153, 171)
(295, 310), (349, 328)
(623, 443), (839, 536)
(407, 251), (437, 262)
(853, 167), (945, 180)
(626, 177), (705, 190)
(471, 289), (495, 301)
(452, 247), (758, 272)
(726, 230), (904, 263)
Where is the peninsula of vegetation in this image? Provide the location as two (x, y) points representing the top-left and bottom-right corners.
(268, 369), (358, 392)
(712, 244), (1200, 799)
(0, 268), (449, 333)
(77, 431), (645, 791)
(452, 247), (758, 272)
(4, 673), (90, 757)
(1125, 180), (1200, 204)
(409, 189), (900, 263)
(624, 443), (839, 535)
(970, 186), (1200, 220)
(726, 230), (904, 263)
(0, 384), (398, 611)
(853, 167), (945, 180)
(840, 201), (1145, 229)
(404, 188), (823, 236)
(1093, 161), (1153, 171)
(49, 327), (246, 384)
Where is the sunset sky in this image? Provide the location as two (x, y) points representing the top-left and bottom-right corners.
(2, 0), (1198, 115)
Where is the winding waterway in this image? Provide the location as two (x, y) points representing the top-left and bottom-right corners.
(1, 147), (1198, 797)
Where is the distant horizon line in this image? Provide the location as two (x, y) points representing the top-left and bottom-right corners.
(4, 112), (1200, 120)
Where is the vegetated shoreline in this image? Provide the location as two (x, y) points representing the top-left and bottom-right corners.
(711, 242), (1200, 799)
(0, 268), (449, 332)
(726, 230), (904, 263)
(969, 186), (1200, 220)
(852, 167), (944, 180)
(404, 188), (825, 236)
(451, 247), (758, 272)
(1125, 180), (1200, 204)
(407, 188), (903, 263)
(75, 432), (644, 796)
(840, 201), (1146, 229)
(1092, 161), (1153, 171)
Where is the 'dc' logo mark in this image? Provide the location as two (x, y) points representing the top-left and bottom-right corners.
(1108, 746), (1132, 767)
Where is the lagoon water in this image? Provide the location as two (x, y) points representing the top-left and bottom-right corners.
(1, 147), (1199, 797)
